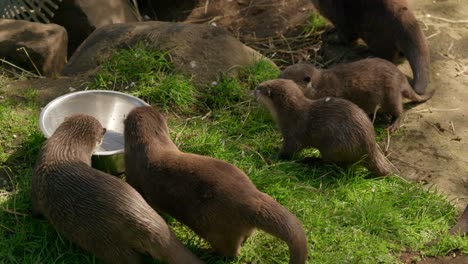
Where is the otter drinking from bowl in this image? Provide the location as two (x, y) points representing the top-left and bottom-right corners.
(124, 106), (308, 264)
(310, 0), (430, 95)
(254, 79), (394, 176)
(31, 114), (202, 264)
(279, 58), (434, 132)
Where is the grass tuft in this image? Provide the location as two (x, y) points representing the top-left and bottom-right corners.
(303, 12), (328, 35)
(94, 41), (198, 113)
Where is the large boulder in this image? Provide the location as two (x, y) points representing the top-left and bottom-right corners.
(62, 21), (272, 86)
(0, 19), (68, 77)
(50, 0), (138, 56)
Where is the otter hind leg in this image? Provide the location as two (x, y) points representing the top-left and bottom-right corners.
(383, 94), (404, 133)
(387, 115), (402, 133)
(206, 227), (254, 257)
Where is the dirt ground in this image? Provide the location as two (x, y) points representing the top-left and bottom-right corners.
(388, 0), (468, 211)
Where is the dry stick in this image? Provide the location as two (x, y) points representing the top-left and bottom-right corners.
(450, 122), (456, 135)
(280, 34), (295, 64)
(17, 47), (42, 77)
(0, 222), (14, 233)
(1, 207), (27, 217)
(426, 31), (441, 40)
(391, 156), (432, 172)
(385, 129), (391, 154)
(413, 107), (460, 113)
(0, 58), (41, 78)
(425, 14), (468, 24)
(204, 0), (210, 15)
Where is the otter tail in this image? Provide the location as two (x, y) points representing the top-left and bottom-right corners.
(399, 15), (431, 95)
(449, 205), (468, 236)
(401, 81), (435, 103)
(366, 144), (394, 176)
(249, 194), (308, 264)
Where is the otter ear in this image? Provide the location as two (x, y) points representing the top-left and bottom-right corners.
(304, 76), (311, 83)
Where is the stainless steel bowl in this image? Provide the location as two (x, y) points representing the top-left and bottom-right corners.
(39, 90), (149, 175)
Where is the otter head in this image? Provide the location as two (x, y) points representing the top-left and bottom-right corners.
(279, 63), (318, 96)
(124, 106), (172, 146)
(253, 79), (306, 122)
(56, 114), (106, 154)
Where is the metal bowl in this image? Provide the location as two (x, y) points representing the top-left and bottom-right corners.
(39, 90), (149, 175)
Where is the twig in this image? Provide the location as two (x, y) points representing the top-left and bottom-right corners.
(450, 122), (456, 135)
(17, 47), (42, 77)
(413, 107), (460, 113)
(280, 34), (295, 64)
(385, 129), (391, 153)
(426, 31), (441, 40)
(391, 156), (430, 172)
(0, 223), (14, 233)
(0, 58), (42, 78)
(425, 14), (468, 24)
(1, 207), (27, 217)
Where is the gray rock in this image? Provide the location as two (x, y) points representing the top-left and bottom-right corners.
(0, 19), (68, 76)
(62, 21), (273, 86)
(50, 0), (138, 56)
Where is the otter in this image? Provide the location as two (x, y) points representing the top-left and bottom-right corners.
(31, 114), (202, 264)
(124, 106), (308, 264)
(279, 59), (435, 132)
(449, 205), (468, 236)
(254, 79), (393, 176)
(310, 0), (430, 95)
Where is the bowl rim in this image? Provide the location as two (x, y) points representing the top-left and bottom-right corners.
(39, 90), (149, 156)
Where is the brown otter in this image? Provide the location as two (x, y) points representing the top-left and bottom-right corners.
(279, 58), (435, 132)
(254, 79), (393, 176)
(31, 114), (202, 264)
(310, 0), (430, 95)
(124, 106), (308, 264)
(449, 205), (468, 236)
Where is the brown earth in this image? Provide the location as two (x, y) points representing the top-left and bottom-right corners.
(387, 0), (468, 211)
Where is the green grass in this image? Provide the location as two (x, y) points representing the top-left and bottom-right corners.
(0, 45), (467, 263)
(303, 12), (328, 35)
(94, 42), (198, 112)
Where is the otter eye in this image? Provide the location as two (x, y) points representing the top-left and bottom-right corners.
(304, 76), (311, 83)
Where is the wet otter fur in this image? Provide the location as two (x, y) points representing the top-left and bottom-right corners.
(254, 79), (393, 176)
(311, 0), (430, 95)
(124, 106), (308, 264)
(279, 58), (435, 132)
(31, 114), (202, 264)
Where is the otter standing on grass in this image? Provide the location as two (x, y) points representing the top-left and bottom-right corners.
(31, 114), (202, 264)
(124, 106), (308, 264)
(254, 79), (393, 176)
(310, 0), (430, 95)
(279, 58), (435, 132)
